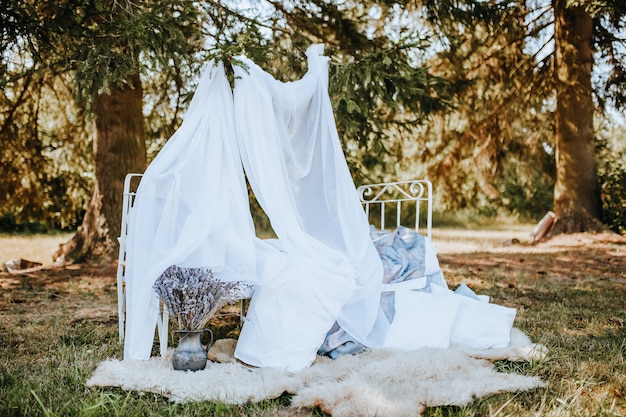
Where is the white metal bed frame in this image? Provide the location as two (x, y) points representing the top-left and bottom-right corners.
(115, 173), (169, 357)
(356, 180), (432, 240)
(116, 175), (433, 356)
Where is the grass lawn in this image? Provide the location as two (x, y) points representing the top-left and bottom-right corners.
(0, 227), (625, 416)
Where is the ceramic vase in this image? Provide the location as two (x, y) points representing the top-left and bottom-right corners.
(171, 328), (212, 371)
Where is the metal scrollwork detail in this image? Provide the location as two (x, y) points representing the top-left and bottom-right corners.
(358, 185), (375, 202)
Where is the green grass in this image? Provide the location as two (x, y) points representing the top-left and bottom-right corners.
(1, 230), (625, 416)
(0, 304), (300, 417)
(426, 261), (626, 416)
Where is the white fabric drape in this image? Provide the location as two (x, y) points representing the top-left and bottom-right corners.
(123, 45), (516, 370)
(123, 62), (257, 360)
(232, 45), (384, 371)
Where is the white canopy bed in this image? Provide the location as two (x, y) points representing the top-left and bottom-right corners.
(118, 45), (516, 372)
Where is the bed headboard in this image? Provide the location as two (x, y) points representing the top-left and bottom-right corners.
(117, 175), (433, 354)
(356, 180), (432, 240)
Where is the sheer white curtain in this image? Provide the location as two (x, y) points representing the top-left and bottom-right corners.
(232, 45), (384, 371)
(123, 47), (514, 368)
(123, 62), (258, 360)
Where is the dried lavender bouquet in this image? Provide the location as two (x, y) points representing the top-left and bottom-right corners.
(153, 265), (251, 331)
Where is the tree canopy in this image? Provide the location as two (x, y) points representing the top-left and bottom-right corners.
(1, 0), (625, 260)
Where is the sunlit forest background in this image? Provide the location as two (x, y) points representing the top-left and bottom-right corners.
(1, 0), (625, 263)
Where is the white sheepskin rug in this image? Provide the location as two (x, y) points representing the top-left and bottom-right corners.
(87, 328), (547, 416)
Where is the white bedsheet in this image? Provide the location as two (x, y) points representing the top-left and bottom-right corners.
(123, 45), (516, 372)
(232, 45), (384, 371)
(123, 62), (258, 361)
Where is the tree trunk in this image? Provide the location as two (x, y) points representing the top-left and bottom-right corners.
(54, 73), (146, 264)
(551, 0), (604, 234)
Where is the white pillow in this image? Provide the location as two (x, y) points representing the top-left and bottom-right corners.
(431, 285), (516, 349)
(384, 290), (461, 349)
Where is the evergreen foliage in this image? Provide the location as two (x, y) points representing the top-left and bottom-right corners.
(597, 120), (626, 234)
(1, 1), (625, 235)
(1, 0), (208, 232)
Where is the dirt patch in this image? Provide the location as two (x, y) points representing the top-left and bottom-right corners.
(0, 262), (118, 328)
(438, 231), (625, 284)
(1, 231), (624, 330)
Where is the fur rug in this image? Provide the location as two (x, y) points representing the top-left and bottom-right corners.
(87, 328), (547, 416)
